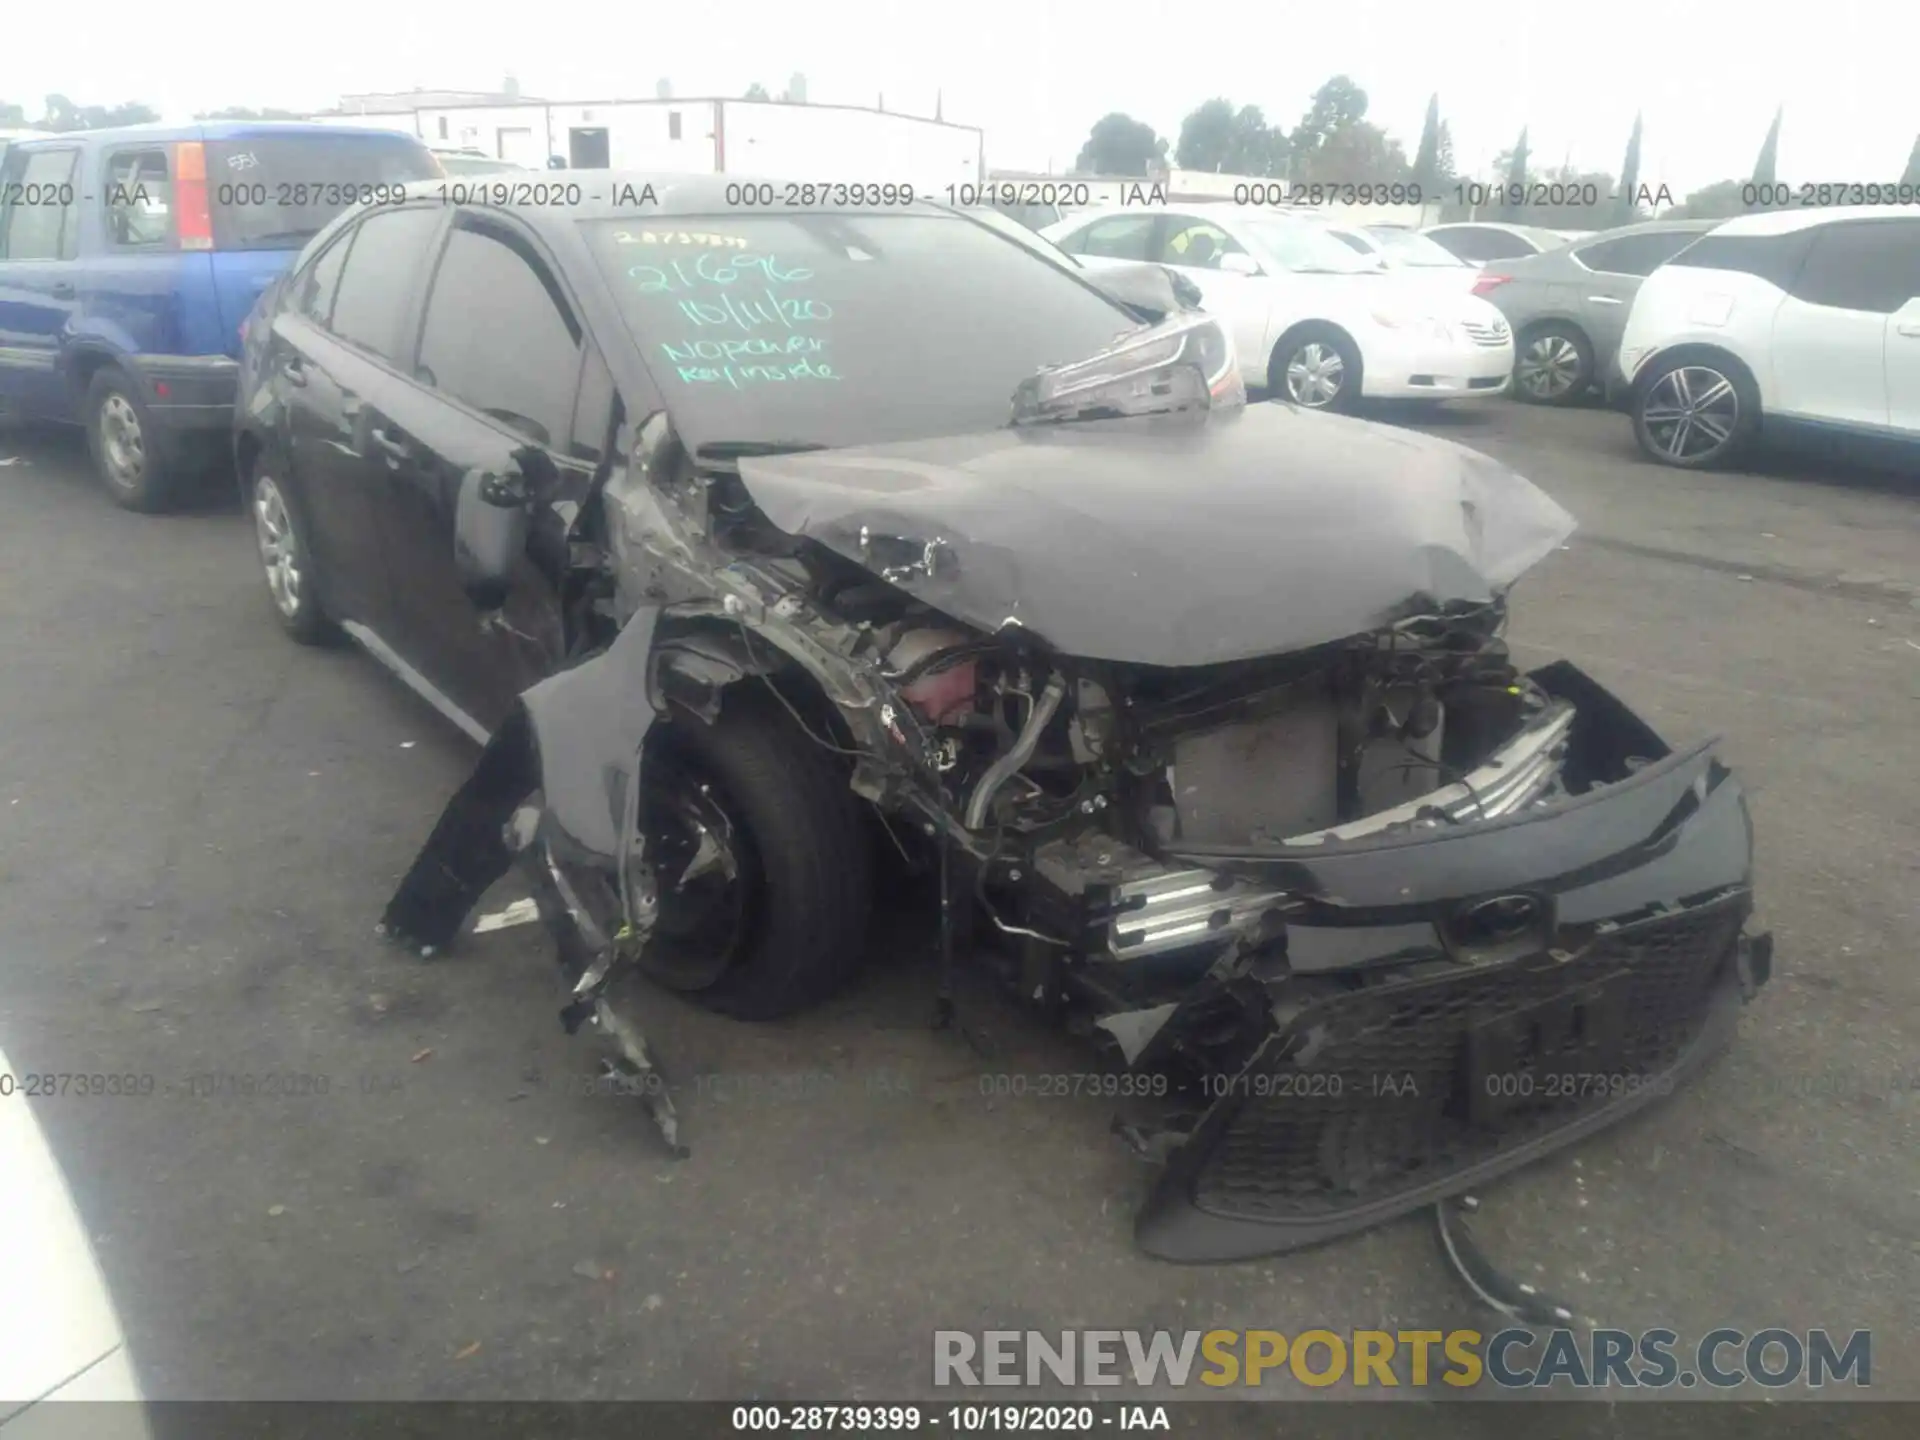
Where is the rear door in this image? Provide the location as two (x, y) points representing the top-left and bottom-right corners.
(201, 130), (440, 353)
(267, 204), (448, 631)
(372, 209), (608, 732)
(1770, 219), (1904, 428)
(1864, 219), (1920, 436)
(0, 144), (83, 419)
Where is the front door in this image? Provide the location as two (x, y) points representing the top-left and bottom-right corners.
(1770, 219), (1911, 429)
(375, 211), (605, 732)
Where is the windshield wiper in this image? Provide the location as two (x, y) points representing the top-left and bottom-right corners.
(693, 440), (830, 472)
(244, 229), (321, 245)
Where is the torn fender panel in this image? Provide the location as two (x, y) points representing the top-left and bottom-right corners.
(736, 403), (1576, 667)
(381, 609), (664, 949)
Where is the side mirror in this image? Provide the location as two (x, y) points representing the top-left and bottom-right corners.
(454, 461), (532, 610)
(1217, 252), (1261, 277)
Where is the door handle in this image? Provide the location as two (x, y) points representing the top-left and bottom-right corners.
(1896, 322), (1920, 338)
(50, 282), (76, 299)
(280, 357), (308, 387)
(1586, 295), (1624, 305)
(369, 426), (413, 464)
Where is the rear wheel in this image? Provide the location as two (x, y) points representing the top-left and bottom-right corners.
(1632, 355), (1759, 470)
(1512, 323), (1593, 405)
(85, 369), (179, 512)
(1270, 326), (1363, 413)
(635, 687), (874, 1020)
(250, 465), (337, 643)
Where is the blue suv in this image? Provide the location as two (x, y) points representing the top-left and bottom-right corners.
(0, 121), (439, 510)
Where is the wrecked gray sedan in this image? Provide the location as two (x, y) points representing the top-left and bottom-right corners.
(310, 184), (1773, 1264)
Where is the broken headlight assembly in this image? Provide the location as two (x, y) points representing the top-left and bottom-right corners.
(1011, 311), (1246, 426)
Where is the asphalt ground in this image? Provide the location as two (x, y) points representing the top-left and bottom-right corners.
(1, 396), (1916, 1406)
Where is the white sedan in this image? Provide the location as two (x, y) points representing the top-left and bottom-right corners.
(1041, 204), (1513, 411)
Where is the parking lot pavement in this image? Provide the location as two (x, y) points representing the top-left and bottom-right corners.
(2, 407), (1917, 1402)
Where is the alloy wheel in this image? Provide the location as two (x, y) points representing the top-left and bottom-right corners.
(253, 475), (304, 619)
(1640, 366), (1739, 463)
(633, 769), (756, 992)
(1285, 343), (1346, 407)
(99, 393), (147, 490)
(1516, 334), (1583, 400)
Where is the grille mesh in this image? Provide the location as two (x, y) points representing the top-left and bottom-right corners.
(1192, 897), (1745, 1220)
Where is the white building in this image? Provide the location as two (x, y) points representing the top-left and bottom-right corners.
(308, 96), (984, 190)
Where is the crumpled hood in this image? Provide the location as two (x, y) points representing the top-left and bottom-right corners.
(737, 403), (1576, 667)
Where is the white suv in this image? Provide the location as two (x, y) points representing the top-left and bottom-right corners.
(1616, 206), (1920, 468)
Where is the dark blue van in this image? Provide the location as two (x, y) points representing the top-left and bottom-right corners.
(0, 121), (440, 510)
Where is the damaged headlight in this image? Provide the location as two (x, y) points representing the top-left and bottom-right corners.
(1011, 312), (1247, 426)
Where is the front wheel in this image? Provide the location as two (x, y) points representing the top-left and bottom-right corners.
(636, 686), (874, 1020)
(1270, 327), (1363, 413)
(1632, 356), (1759, 470)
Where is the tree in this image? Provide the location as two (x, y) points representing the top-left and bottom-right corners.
(1670, 179), (1746, 220)
(1296, 124), (1410, 186)
(781, 73), (808, 104)
(1175, 98), (1236, 171)
(1614, 112), (1643, 225)
(1751, 106), (1782, 189)
(1175, 99), (1287, 175)
(37, 95), (159, 131)
(744, 83), (771, 101)
(1500, 128), (1530, 219)
(0, 99), (27, 125)
(1433, 121), (1456, 184)
(1074, 112), (1167, 175)
(194, 106), (304, 121)
(1904, 134), (1920, 188)
(1289, 75), (1369, 164)
(1516, 163), (1619, 228)
(1412, 94), (1442, 187)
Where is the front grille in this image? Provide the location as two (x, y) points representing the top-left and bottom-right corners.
(1461, 319), (1510, 348)
(1190, 894), (1746, 1221)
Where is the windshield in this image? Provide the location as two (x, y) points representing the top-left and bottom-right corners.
(1236, 215), (1381, 274)
(205, 134), (439, 251)
(583, 213), (1141, 449)
(1364, 227), (1469, 267)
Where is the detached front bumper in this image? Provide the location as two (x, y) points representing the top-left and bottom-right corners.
(1125, 661), (1772, 1262)
(1362, 330), (1512, 400)
(125, 353), (239, 433)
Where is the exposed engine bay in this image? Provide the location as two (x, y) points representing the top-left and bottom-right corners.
(380, 333), (1771, 1267)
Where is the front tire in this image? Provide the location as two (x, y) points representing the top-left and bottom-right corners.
(1512, 323), (1593, 405)
(1632, 354), (1759, 470)
(250, 465), (336, 643)
(638, 686), (874, 1020)
(1270, 326), (1363, 413)
(85, 369), (178, 512)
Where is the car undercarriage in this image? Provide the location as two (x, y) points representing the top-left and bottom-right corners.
(378, 318), (1771, 1268)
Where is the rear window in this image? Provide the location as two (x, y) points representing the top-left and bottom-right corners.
(583, 213), (1137, 450)
(205, 134), (438, 252)
(1666, 231), (1813, 292)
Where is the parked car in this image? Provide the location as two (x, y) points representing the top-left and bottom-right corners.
(0, 1042), (152, 1438)
(236, 176), (1770, 1262)
(1042, 204), (1514, 410)
(0, 121), (440, 509)
(0, 128), (51, 169)
(1472, 218), (1721, 404)
(1421, 222), (1570, 265)
(1616, 206), (1920, 468)
(1319, 222), (1480, 291)
(430, 147), (525, 177)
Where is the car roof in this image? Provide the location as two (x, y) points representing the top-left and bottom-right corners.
(1425, 221), (1567, 244)
(1571, 217), (1722, 242)
(1706, 203), (1920, 236)
(9, 120), (422, 147)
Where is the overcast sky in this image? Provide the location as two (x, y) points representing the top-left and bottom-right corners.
(6, 1), (1916, 198)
